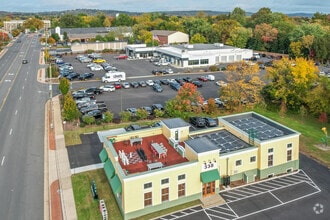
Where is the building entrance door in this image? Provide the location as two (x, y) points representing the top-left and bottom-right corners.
(202, 181), (215, 197)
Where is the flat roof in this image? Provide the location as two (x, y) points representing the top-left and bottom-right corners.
(162, 118), (190, 129)
(185, 137), (219, 153)
(172, 43), (235, 51)
(221, 112), (297, 141)
(191, 130), (251, 154)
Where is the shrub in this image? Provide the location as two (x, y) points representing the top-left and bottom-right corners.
(209, 65), (219, 72)
(79, 122), (86, 127)
(82, 115), (95, 125)
(102, 111), (114, 123)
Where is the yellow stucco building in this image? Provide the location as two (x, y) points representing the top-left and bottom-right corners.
(98, 112), (300, 219)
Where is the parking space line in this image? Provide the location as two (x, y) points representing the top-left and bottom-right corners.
(299, 169), (320, 190)
(243, 186), (264, 193)
(271, 177), (296, 185)
(228, 188), (255, 196)
(207, 208), (237, 218)
(223, 190), (250, 198)
(284, 174), (307, 182)
(264, 180), (286, 188)
(247, 183), (273, 191)
(269, 191), (283, 204)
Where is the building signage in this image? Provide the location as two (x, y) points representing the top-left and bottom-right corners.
(201, 160), (217, 172)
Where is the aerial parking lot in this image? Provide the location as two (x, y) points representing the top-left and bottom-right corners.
(59, 53), (227, 116)
(156, 170), (323, 220)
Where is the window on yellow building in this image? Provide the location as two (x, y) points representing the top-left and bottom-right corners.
(268, 154), (273, 167)
(161, 178), (169, 185)
(144, 182), (152, 189)
(178, 183), (185, 197)
(178, 174), (185, 181)
(287, 150), (292, 161)
(250, 156), (256, 163)
(144, 192), (152, 207)
(162, 188), (169, 202)
(287, 143), (292, 148)
(235, 159), (242, 166)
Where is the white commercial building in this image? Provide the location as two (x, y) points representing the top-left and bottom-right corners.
(126, 43), (253, 68)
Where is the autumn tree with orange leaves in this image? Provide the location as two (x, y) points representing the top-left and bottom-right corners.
(165, 83), (204, 118)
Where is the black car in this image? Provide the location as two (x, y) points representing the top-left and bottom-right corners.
(152, 69), (162, 75)
(189, 117), (206, 127)
(153, 79), (161, 85)
(141, 106), (153, 115)
(183, 76), (193, 83)
(79, 72), (94, 80)
(84, 109), (102, 119)
(192, 81), (203, 87)
(126, 108), (137, 116)
(204, 117), (217, 127)
(160, 79), (169, 85)
(22, 59), (28, 64)
(151, 104), (164, 112)
(85, 87), (103, 95)
(130, 81), (139, 88)
(66, 72), (80, 81)
(169, 81), (181, 91)
(152, 83), (163, 93)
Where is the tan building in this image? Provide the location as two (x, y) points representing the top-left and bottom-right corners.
(151, 30), (189, 45)
(3, 20), (50, 32)
(98, 112), (300, 219)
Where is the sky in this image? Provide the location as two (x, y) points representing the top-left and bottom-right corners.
(2, 0), (329, 14)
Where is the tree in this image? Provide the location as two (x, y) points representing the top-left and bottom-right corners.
(59, 14), (83, 28)
(102, 111), (114, 123)
(62, 94), (80, 121)
(82, 115), (95, 125)
(112, 14), (135, 26)
(305, 77), (330, 117)
(226, 27), (252, 48)
(58, 78), (70, 96)
(119, 111), (131, 122)
(136, 109), (148, 120)
(165, 83), (204, 118)
(230, 7), (246, 25)
(51, 33), (60, 42)
(190, 33), (207, 44)
(263, 57), (318, 113)
(23, 17), (44, 31)
(220, 62), (263, 111)
(254, 23), (278, 51)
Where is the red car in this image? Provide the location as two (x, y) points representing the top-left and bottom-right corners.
(115, 55), (129, 60)
(114, 82), (122, 89)
(197, 76), (208, 82)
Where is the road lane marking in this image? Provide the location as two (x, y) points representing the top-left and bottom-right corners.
(15, 110), (18, 115)
(9, 128), (13, 135)
(1, 156), (5, 166)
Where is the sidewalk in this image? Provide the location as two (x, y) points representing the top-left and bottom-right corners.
(41, 50), (77, 219)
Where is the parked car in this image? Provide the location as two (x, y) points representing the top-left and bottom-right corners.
(153, 79), (161, 85)
(83, 109), (103, 119)
(130, 81), (139, 88)
(126, 108), (137, 116)
(160, 79), (169, 85)
(93, 58), (106, 63)
(215, 80), (227, 87)
(85, 87), (103, 95)
(151, 104), (164, 112)
(183, 76), (192, 83)
(152, 83), (163, 93)
(75, 97), (95, 104)
(204, 117), (217, 127)
(115, 55), (129, 60)
(140, 106), (153, 115)
(164, 68), (173, 74)
(139, 81), (147, 87)
(114, 82), (122, 89)
(197, 76), (208, 82)
(66, 72), (80, 81)
(190, 117), (206, 127)
(146, 80), (154, 86)
(122, 82), (130, 89)
(125, 124), (141, 131)
(99, 84), (115, 92)
(90, 65), (103, 71)
(79, 72), (94, 80)
(192, 81), (203, 87)
(22, 59), (28, 64)
(169, 81), (181, 91)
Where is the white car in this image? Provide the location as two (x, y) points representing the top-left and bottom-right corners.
(122, 82), (130, 89)
(146, 80), (154, 86)
(100, 85), (115, 92)
(90, 65), (103, 71)
(215, 80), (227, 87)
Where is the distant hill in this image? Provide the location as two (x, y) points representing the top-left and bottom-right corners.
(0, 9), (315, 18)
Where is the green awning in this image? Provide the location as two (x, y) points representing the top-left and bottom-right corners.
(201, 169), (220, 183)
(99, 148), (108, 163)
(104, 159), (115, 181)
(110, 174), (122, 194)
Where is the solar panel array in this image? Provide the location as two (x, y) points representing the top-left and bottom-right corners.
(229, 117), (284, 141)
(199, 130), (250, 154)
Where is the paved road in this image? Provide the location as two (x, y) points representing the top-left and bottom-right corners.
(0, 34), (48, 220)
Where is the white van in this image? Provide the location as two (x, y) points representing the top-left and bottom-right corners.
(207, 75), (215, 81)
(102, 71), (126, 83)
